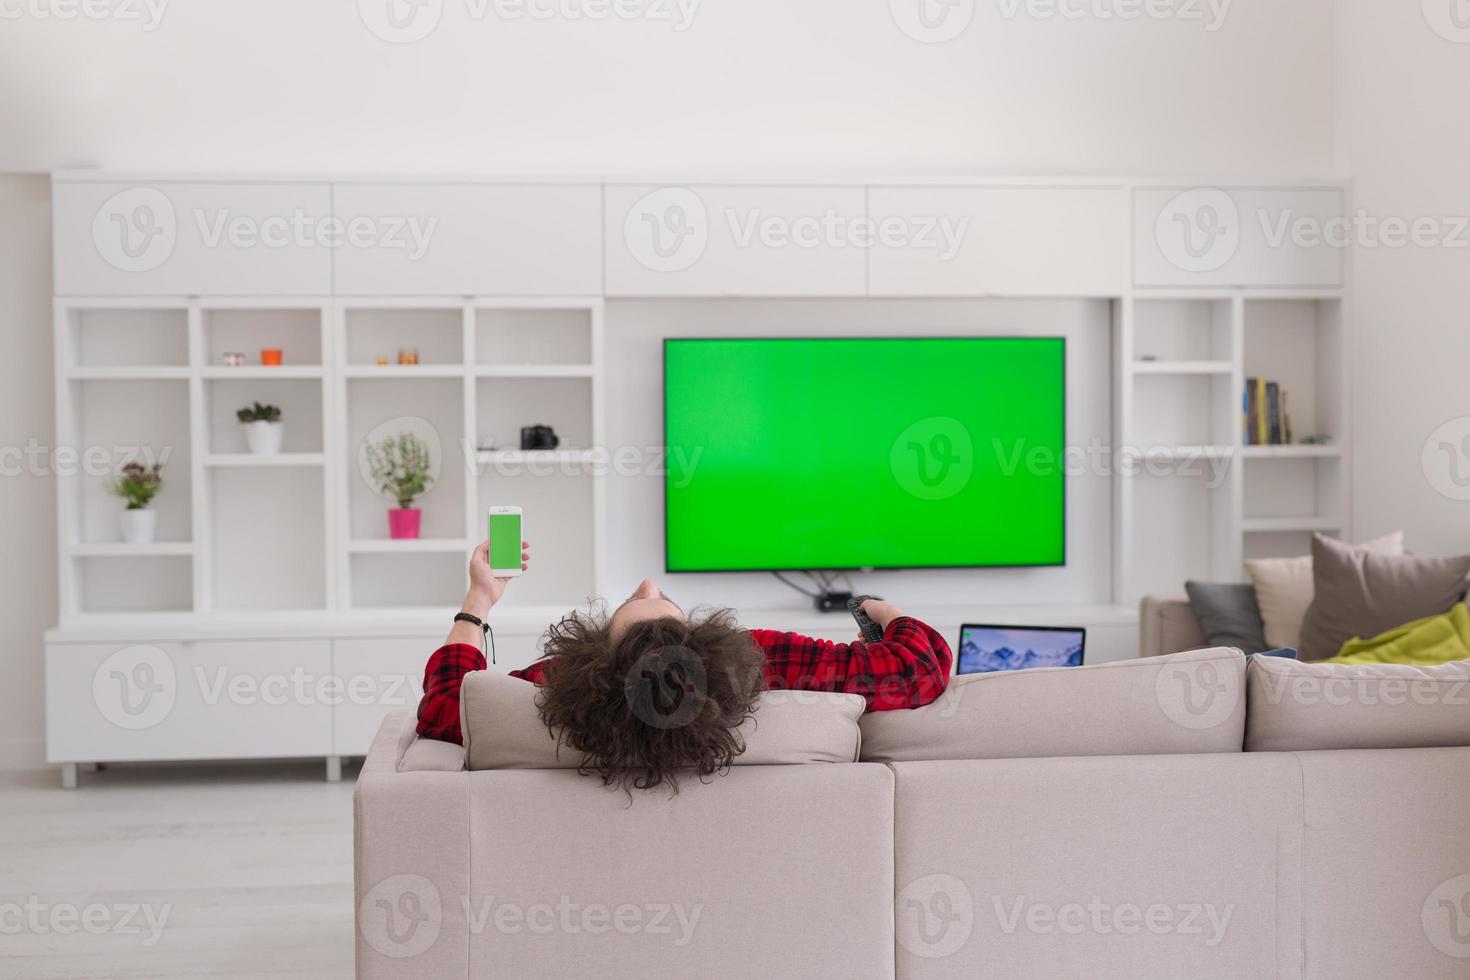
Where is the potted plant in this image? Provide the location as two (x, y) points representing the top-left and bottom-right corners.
(237, 402), (284, 455)
(365, 432), (434, 539)
(109, 461), (163, 545)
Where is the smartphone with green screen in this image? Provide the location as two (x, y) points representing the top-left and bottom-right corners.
(488, 507), (524, 577)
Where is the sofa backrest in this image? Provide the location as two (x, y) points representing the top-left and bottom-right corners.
(357, 712), (899, 980)
(860, 648), (1247, 763)
(1246, 655), (1470, 752)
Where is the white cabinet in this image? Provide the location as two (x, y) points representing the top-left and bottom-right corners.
(330, 637), (434, 756)
(45, 640), (333, 763)
(604, 184), (868, 297)
(1133, 186), (1345, 288)
(53, 180), (334, 296)
(868, 186), (1129, 296)
(332, 183), (602, 296)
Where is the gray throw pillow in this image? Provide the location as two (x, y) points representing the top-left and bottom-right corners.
(1184, 581), (1269, 654)
(1298, 534), (1470, 661)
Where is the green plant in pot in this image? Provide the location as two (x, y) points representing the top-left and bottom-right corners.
(109, 461), (164, 545)
(237, 402), (284, 455)
(365, 433), (435, 539)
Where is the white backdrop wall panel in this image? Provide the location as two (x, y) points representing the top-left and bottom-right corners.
(868, 186), (1130, 296)
(331, 183), (603, 296)
(1133, 186), (1346, 288)
(603, 184), (869, 297)
(54, 180), (334, 296)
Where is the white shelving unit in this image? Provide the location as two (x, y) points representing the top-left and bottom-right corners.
(1115, 292), (1349, 602)
(53, 297), (606, 620)
(44, 173), (1350, 782)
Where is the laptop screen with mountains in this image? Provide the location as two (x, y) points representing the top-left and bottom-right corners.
(957, 624), (1086, 674)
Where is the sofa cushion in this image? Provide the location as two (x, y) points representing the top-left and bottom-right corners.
(1245, 530), (1404, 650)
(1184, 580), (1269, 653)
(1298, 534), (1470, 661)
(460, 669), (864, 771)
(1245, 655), (1470, 751)
(859, 648), (1246, 763)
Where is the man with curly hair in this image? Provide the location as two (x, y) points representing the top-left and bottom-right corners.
(417, 539), (953, 792)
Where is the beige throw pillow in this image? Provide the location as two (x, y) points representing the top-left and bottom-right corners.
(1245, 530), (1403, 650)
(460, 669), (865, 771)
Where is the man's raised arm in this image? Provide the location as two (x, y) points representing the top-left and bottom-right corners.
(749, 600), (953, 712)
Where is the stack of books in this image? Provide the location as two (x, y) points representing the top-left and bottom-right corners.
(1244, 378), (1293, 445)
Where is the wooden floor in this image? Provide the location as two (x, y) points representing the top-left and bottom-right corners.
(0, 762), (360, 979)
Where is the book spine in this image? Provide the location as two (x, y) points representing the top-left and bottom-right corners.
(1267, 381), (1281, 445)
(1256, 378), (1268, 445)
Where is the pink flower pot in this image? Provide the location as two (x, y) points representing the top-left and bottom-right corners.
(388, 508), (421, 540)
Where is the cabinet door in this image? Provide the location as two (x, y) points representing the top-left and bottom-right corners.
(868, 186), (1129, 296)
(54, 180), (334, 296)
(1133, 186), (1345, 288)
(604, 184), (868, 296)
(332, 183), (603, 296)
(46, 640), (333, 762)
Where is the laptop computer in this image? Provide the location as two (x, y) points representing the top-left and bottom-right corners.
(956, 624), (1086, 674)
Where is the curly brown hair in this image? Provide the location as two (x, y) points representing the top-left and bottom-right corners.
(534, 607), (767, 795)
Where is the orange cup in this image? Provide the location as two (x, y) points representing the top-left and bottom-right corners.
(260, 348), (283, 366)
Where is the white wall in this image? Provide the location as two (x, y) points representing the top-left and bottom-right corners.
(0, 0), (1334, 177)
(1335, 1), (1470, 554)
(604, 298), (1114, 611)
(0, 176), (56, 770)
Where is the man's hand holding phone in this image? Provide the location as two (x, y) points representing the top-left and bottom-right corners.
(464, 538), (530, 619)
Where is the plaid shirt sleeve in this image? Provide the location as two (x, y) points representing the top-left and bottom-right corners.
(416, 644), (552, 744)
(748, 616), (954, 711)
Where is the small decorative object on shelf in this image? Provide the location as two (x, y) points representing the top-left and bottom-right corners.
(222, 352), (246, 367)
(260, 348), (284, 366)
(376, 356), (389, 366)
(396, 348), (420, 366)
(237, 402), (285, 455)
(520, 424), (560, 451)
(1300, 435), (1333, 446)
(365, 432), (435, 540)
(109, 460), (163, 545)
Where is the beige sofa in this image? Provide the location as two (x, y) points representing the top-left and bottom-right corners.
(356, 649), (1470, 979)
(1139, 594), (1208, 658)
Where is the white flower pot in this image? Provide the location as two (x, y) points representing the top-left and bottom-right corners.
(120, 508), (157, 545)
(245, 420), (285, 455)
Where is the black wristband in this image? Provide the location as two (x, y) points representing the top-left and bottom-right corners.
(454, 612), (489, 634)
(454, 612), (496, 665)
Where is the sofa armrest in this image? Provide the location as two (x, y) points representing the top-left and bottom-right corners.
(1139, 595), (1207, 658)
(362, 710), (466, 775)
(355, 712), (471, 980)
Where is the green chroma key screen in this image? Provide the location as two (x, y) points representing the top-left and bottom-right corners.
(489, 513), (522, 569)
(663, 337), (1066, 572)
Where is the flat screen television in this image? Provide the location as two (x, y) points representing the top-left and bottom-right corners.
(663, 337), (1066, 572)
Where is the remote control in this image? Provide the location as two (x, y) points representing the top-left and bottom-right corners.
(847, 594), (885, 643)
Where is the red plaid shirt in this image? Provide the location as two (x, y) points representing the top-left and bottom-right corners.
(416, 616), (953, 744)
